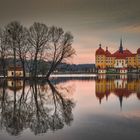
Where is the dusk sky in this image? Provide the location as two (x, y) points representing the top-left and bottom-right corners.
(0, 0), (140, 64)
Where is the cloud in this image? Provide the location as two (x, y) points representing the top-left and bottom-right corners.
(0, 0), (140, 63)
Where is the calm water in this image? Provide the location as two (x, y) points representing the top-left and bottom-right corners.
(0, 75), (140, 140)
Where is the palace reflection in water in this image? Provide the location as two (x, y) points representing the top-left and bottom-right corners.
(95, 74), (140, 108)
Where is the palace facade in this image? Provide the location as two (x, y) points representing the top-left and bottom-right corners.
(95, 39), (140, 73)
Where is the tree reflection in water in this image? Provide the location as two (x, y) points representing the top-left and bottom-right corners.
(0, 79), (75, 135)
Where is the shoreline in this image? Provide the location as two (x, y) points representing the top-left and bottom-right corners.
(1, 73), (140, 79)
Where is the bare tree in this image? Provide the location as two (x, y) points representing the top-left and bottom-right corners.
(5, 21), (23, 78)
(28, 22), (50, 78)
(46, 26), (75, 78)
(1, 21), (75, 79)
(16, 27), (29, 78)
(0, 28), (9, 77)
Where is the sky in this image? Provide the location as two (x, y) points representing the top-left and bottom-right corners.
(0, 0), (140, 64)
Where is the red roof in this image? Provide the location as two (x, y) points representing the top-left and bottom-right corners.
(123, 49), (136, 57)
(123, 49), (132, 55)
(95, 92), (105, 104)
(112, 49), (135, 59)
(137, 93), (140, 100)
(114, 89), (132, 98)
(96, 46), (136, 58)
(105, 49), (112, 57)
(8, 66), (23, 71)
(137, 48), (140, 54)
(99, 68), (106, 70)
(96, 47), (105, 55)
(119, 68), (128, 70)
(113, 50), (126, 59)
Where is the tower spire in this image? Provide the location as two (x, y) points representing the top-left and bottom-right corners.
(119, 38), (123, 53)
(119, 96), (123, 111)
(106, 46), (108, 51)
(120, 38), (122, 47)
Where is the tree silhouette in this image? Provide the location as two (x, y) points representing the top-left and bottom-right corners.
(46, 26), (75, 78)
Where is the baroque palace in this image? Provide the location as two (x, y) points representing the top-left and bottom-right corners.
(95, 39), (140, 74)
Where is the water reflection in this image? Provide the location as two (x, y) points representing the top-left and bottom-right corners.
(0, 75), (140, 139)
(95, 74), (140, 108)
(0, 79), (75, 136)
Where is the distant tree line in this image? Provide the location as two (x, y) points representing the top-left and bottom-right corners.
(55, 63), (96, 73)
(0, 21), (75, 78)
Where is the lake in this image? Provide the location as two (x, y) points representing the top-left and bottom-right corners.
(0, 74), (140, 140)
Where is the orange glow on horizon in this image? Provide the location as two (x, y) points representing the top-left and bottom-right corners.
(72, 39), (139, 64)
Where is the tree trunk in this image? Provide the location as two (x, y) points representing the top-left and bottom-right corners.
(46, 58), (62, 79)
(22, 60), (26, 78)
(1, 58), (6, 78)
(33, 50), (39, 78)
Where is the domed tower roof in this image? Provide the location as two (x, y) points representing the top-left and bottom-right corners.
(137, 48), (140, 54)
(96, 44), (105, 55)
(105, 47), (112, 57)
